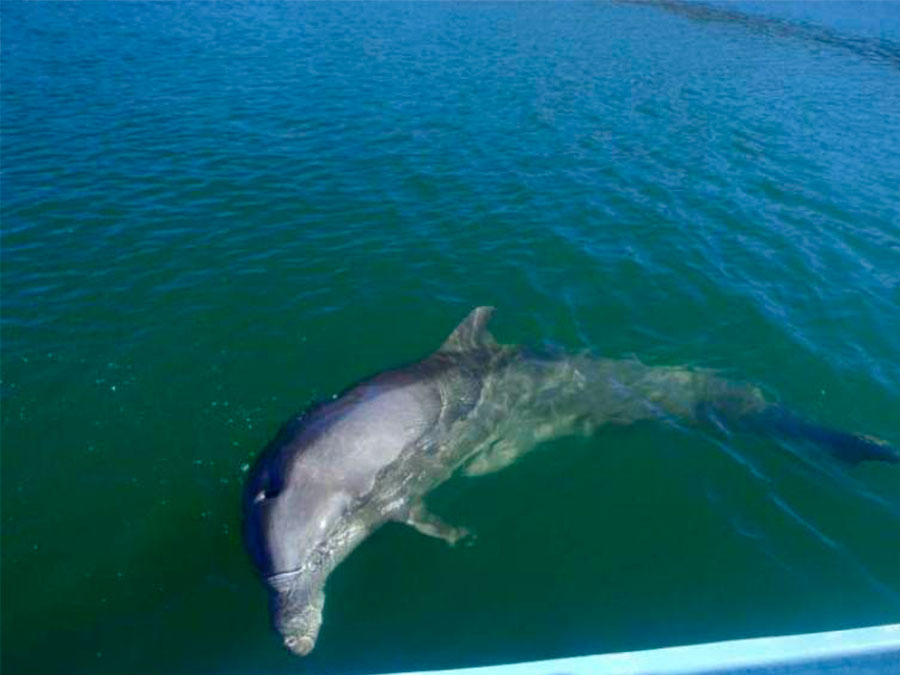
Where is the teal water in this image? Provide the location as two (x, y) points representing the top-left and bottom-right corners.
(2, 2), (900, 673)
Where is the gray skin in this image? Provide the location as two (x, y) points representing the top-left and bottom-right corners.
(243, 307), (896, 656)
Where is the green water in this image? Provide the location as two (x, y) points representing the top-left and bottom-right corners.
(2, 2), (899, 673)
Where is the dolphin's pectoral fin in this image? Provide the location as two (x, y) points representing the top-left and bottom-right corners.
(463, 439), (523, 476)
(404, 501), (473, 546)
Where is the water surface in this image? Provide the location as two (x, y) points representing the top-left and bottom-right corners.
(2, 2), (900, 674)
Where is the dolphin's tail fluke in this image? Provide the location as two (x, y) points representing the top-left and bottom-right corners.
(740, 405), (898, 465)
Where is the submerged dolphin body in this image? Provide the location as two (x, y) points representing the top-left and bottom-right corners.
(243, 307), (896, 655)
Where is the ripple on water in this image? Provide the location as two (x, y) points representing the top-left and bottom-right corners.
(2, 1), (900, 674)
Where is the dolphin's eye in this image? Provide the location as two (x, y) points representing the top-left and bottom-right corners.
(250, 461), (286, 505)
(255, 487), (281, 503)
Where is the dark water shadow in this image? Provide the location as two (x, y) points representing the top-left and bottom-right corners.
(625, 0), (900, 69)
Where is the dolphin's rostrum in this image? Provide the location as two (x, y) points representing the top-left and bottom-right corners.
(243, 307), (897, 655)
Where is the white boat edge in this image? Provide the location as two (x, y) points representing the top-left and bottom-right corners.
(377, 624), (900, 675)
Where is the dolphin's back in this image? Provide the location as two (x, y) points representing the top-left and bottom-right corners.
(244, 368), (444, 575)
(300, 373), (442, 489)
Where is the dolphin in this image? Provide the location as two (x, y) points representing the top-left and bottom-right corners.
(243, 307), (896, 655)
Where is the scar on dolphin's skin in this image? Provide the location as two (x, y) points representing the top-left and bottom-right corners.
(243, 307), (898, 655)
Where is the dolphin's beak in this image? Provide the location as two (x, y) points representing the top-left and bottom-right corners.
(284, 634), (315, 656)
(270, 576), (325, 657)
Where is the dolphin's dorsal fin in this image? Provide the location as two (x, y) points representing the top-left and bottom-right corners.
(439, 306), (499, 353)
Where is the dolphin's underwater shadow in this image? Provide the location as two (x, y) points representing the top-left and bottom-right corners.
(242, 307), (897, 656)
